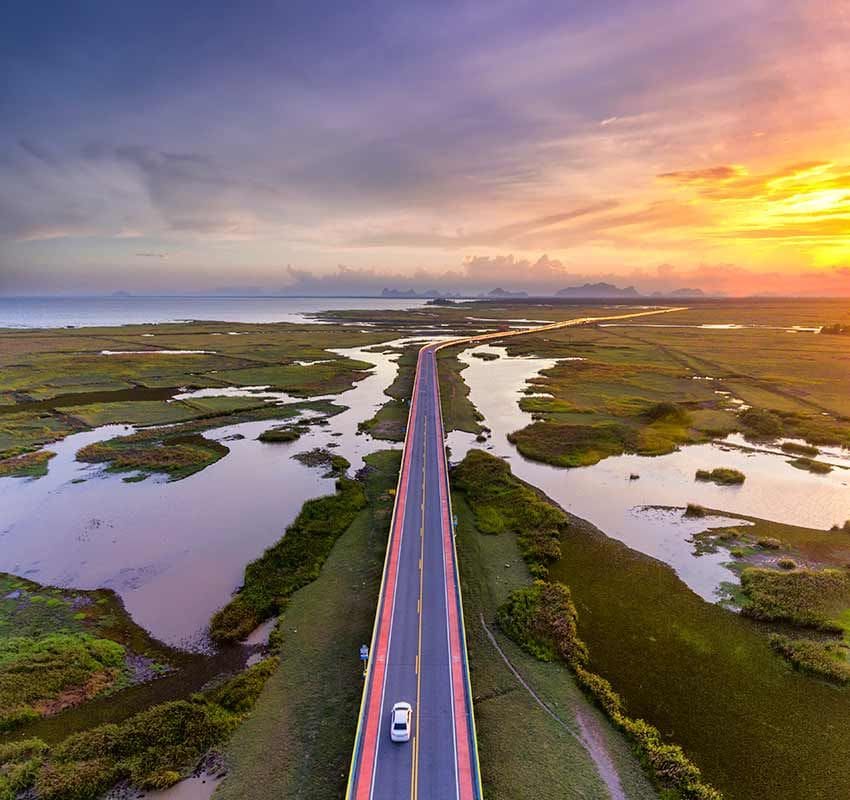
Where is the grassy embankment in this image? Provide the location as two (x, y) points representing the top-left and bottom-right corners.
(437, 346), (484, 435)
(215, 450), (400, 800)
(0, 450), (55, 478)
(453, 450), (718, 800)
(0, 574), (175, 734)
(0, 322), (396, 466)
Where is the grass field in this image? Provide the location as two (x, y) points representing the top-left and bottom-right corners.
(0, 322), (399, 460)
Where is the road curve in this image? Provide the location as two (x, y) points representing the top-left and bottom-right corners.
(346, 306), (686, 800)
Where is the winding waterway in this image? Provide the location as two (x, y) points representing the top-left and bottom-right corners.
(0, 343), (403, 647)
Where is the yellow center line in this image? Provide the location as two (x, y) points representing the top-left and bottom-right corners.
(412, 417), (426, 800)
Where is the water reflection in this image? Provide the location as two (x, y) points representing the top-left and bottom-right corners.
(446, 344), (850, 601)
(0, 343), (403, 647)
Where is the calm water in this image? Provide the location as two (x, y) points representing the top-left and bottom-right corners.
(447, 344), (850, 601)
(0, 343), (403, 647)
(0, 296), (426, 329)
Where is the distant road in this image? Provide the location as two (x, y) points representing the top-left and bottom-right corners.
(346, 306), (686, 800)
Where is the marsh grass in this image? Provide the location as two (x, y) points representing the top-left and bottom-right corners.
(0, 450), (55, 479)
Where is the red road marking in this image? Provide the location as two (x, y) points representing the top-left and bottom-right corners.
(430, 349), (475, 800)
(353, 351), (424, 800)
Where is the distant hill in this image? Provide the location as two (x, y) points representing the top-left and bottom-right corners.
(651, 288), (706, 298)
(487, 287), (528, 298)
(556, 282), (641, 298)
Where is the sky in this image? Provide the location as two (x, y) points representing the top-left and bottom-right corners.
(1, 0), (849, 296)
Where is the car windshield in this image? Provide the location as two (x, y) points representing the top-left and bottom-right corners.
(393, 721), (406, 729)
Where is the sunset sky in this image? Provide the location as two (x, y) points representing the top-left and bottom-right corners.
(1, 1), (849, 296)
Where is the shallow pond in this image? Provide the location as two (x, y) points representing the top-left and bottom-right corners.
(446, 344), (850, 601)
(0, 344), (402, 647)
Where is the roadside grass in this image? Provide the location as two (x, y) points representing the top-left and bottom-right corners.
(453, 492), (658, 800)
(437, 347), (484, 434)
(454, 452), (719, 800)
(215, 450), (400, 800)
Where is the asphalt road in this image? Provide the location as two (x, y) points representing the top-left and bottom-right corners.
(347, 306), (686, 800)
(348, 345), (480, 800)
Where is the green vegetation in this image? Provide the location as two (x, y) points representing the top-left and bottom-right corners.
(0, 573), (175, 733)
(738, 408), (783, 439)
(472, 351), (500, 361)
(257, 425), (302, 443)
(684, 504), (707, 518)
(217, 451), (400, 800)
(769, 635), (850, 683)
(452, 450), (850, 800)
(0, 450), (55, 478)
(780, 441), (819, 457)
(788, 456), (832, 474)
(437, 346), (484, 434)
(292, 447), (350, 477)
(455, 451), (718, 800)
(0, 321), (398, 460)
(1, 658), (275, 800)
(210, 476), (367, 642)
(695, 468), (745, 485)
(77, 432), (229, 481)
(739, 567), (850, 631)
(452, 450), (565, 577)
(453, 487), (658, 799)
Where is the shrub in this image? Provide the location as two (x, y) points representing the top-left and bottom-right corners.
(781, 442), (819, 457)
(685, 504), (707, 518)
(788, 457), (832, 474)
(739, 408), (783, 439)
(497, 581), (588, 666)
(757, 537), (782, 550)
(695, 468), (745, 485)
(206, 657), (279, 712)
(257, 427), (301, 443)
(777, 558), (797, 570)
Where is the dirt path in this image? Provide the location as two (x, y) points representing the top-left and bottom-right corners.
(479, 614), (626, 800)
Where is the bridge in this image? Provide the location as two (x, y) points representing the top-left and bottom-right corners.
(346, 307), (685, 800)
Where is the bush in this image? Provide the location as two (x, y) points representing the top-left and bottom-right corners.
(777, 558), (797, 570)
(695, 468), (745, 485)
(739, 408), (783, 439)
(497, 581), (588, 665)
(206, 657), (279, 712)
(257, 427), (301, 443)
(757, 537), (782, 550)
(781, 442), (819, 457)
(685, 504), (707, 518)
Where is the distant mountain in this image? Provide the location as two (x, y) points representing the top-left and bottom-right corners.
(487, 287), (528, 298)
(556, 282), (641, 298)
(381, 288), (421, 298)
(111, 290), (133, 298)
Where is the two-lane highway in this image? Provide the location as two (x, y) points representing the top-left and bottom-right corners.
(347, 345), (479, 800)
(347, 306), (686, 800)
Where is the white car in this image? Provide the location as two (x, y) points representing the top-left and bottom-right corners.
(389, 701), (412, 742)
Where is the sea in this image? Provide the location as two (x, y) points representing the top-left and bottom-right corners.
(0, 296), (428, 329)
